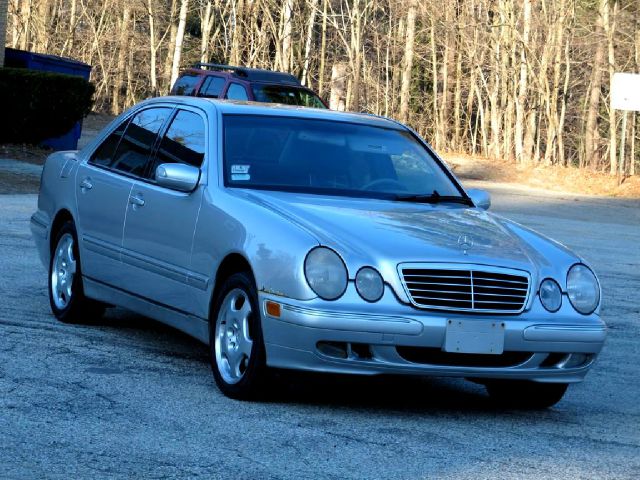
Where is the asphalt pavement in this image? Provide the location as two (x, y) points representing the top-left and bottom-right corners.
(0, 186), (639, 479)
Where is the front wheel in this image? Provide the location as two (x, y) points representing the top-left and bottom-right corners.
(209, 271), (268, 400)
(485, 380), (569, 409)
(49, 220), (105, 323)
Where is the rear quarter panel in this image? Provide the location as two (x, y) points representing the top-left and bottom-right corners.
(32, 151), (82, 268)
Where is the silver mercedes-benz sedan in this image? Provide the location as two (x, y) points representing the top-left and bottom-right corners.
(31, 97), (605, 407)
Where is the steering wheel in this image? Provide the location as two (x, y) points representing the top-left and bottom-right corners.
(360, 178), (407, 192)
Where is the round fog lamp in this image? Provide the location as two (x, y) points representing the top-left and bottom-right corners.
(355, 267), (384, 302)
(539, 279), (562, 312)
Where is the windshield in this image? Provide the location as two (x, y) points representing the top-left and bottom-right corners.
(223, 115), (463, 200)
(251, 85), (326, 109)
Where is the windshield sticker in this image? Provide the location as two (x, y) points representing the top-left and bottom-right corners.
(231, 164), (250, 174)
(231, 173), (251, 181)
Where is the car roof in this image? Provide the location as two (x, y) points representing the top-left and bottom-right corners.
(182, 64), (301, 85)
(145, 96), (405, 131)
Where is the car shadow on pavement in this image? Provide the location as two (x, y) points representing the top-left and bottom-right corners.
(264, 371), (502, 414)
(90, 308), (529, 415)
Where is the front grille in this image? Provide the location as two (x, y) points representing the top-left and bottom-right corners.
(396, 347), (533, 368)
(399, 265), (530, 313)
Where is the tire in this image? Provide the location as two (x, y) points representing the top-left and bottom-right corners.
(209, 271), (268, 400)
(48, 220), (105, 323)
(485, 380), (569, 409)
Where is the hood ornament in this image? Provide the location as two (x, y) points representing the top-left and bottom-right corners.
(457, 234), (474, 255)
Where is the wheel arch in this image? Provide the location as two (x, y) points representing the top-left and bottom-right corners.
(209, 253), (256, 318)
(50, 209), (75, 253)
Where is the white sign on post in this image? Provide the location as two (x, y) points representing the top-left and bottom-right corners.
(611, 73), (640, 111)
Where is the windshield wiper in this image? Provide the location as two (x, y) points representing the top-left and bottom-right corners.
(392, 190), (473, 206)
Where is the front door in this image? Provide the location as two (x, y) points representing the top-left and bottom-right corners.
(120, 108), (209, 315)
(76, 106), (173, 288)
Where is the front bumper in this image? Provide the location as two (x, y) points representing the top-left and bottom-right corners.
(260, 289), (606, 383)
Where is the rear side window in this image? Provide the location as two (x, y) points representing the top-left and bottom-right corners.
(199, 76), (226, 98)
(226, 83), (249, 101)
(89, 121), (128, 167)
(153, 110), (206, 170)
(172, 74), (200, 95)
(110, 107), (172, 177)
(252, 85), (326, 108)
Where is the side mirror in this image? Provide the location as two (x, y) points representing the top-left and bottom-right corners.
(467, 188), (491, 210)
(155, 163), (200, 192)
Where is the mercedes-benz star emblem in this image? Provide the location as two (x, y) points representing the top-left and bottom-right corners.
(458, 234), (474, 255)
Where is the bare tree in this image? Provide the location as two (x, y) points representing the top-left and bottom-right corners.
(169, 0), (189, 89)
(5, 0), (637, 176)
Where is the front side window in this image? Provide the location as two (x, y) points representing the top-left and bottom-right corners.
(172, 74), (200, 95)
(110, 107), (172, 177)
(153, 110), (206, 170)
(225, 83), (249, 101)
(223, 115), (462, 200)
(199, 76), (226, 98)
(89, 120), (128, 167)
(251, 85), (326, 108)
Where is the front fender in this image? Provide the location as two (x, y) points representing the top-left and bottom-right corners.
(190, 187), (320, 318)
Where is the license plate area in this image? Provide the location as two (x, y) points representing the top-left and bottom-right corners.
(444, 319), (505, 355)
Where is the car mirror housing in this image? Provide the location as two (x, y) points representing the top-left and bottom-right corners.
(467, 188), (491, 210)
(155, 163), (201, 192)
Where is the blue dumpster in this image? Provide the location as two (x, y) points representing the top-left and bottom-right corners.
(5, 48), (92, 151)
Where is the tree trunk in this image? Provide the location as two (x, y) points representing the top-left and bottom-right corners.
(438, 4), (453, 151)
(604, 0), (618, 175)
(544, 0), (566, 166)
(318, 0), (328, 96)
(488, 9), (501, 160)
(200, 1), (214, 63)
(279, 0), (293, 71)
(557, 33), (571, 166)
(584, 0), (607, 169)
(230, 0), (244, 65)
(19, 0), (32, 50)
(515, 0), (531, 163)
(399, 1), (417, 123)
(430, 15), (440, 149)
(301, 0), (319, 86)
(348, 0), (363, 111)
(170, 0), (190, 90)
(164, 0), (178, 91)
(329, 63), (348, 111)
(619, 111), (628, 180)
(112, 6), (131, 115)
(147, 0), (158, 95)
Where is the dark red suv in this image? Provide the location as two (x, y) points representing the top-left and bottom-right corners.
(171, 63), (327, 109)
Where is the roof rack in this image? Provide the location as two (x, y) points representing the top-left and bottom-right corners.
(193, 62), (249, 77)
(191, 62), (301, 85)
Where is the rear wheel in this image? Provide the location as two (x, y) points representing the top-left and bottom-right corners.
(49, 221), (105, 323)
(209, 271), (268, 400)
(485, 380), (569, 409)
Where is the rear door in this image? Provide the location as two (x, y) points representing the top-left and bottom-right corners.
(197, 75), (226, 98)
(224, 82), (250, 101)
(171, 74), (201, 96)
(76, 106), (173, 287)
(120, 107), (209, 314)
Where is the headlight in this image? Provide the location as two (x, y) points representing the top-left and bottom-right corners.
(304, 247), (348, 300)
(539, 279), (562, 312)
(355, 267), (384, 302)
(567, 264), (600, 314)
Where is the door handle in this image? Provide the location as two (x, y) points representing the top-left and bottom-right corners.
(79, 178), (93, 191)
(129, 193), (145, 207)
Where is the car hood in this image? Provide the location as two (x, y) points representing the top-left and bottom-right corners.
(241, 190), (579, 280)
